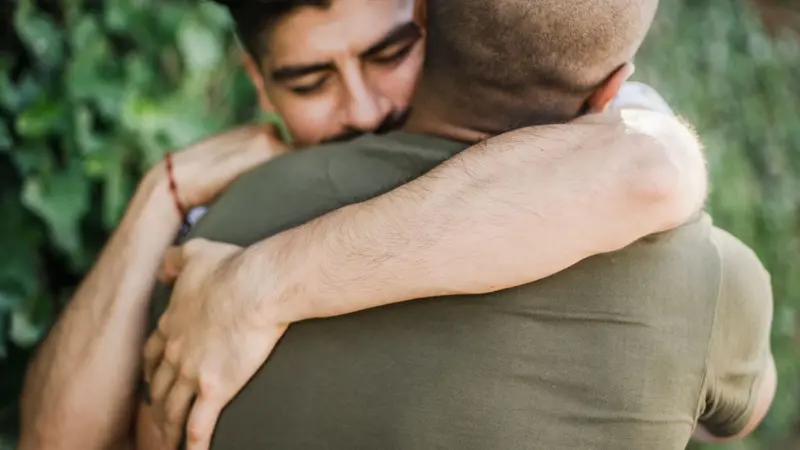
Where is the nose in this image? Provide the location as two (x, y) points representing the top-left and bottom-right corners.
(341, 64), (391, 131)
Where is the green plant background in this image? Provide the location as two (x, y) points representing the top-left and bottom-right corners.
(0, 0), (798, 448)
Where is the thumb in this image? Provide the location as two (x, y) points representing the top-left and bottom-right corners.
(159, 246), (185, 284)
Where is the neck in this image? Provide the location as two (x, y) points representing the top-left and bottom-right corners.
(402, 79), (596, 142)
(401, 83), (489, 144)
(403, 113), (488, 144)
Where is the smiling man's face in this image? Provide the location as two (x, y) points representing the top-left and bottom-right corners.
(247, 0), (425, 146)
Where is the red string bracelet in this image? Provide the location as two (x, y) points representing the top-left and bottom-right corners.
(164, 151), (187, 219)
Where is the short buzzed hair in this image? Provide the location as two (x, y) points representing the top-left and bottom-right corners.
(422, 0), (660, 133)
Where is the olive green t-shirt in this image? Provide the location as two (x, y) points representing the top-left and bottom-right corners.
(148, 131), (772, 450)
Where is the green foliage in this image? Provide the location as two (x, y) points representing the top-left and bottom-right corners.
(0, 0), (798, 448)
(0, 0), (254, 435)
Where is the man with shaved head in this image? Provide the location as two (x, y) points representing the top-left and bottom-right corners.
(422, 0), (659, 130)
(123, 0), (776, 448)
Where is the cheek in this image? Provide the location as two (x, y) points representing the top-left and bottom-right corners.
(271, 96), (342, 146)
(372, 49), (425, 110)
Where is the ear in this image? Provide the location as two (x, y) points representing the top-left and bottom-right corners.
(586, 62), (635, 114)
(414, 0), (427, 30)
(242, 51), (275, 114)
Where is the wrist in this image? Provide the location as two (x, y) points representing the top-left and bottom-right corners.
(135, 166), (184, 234)
(229, 235), (299, 326)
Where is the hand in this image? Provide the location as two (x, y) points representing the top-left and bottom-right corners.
(143, 238), (289, 450)
(153, 123), (290, 209)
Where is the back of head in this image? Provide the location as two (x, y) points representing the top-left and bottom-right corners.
(421, 0), (660, 134)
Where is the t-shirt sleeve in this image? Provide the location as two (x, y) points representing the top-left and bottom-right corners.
(698, 227), (774, 437)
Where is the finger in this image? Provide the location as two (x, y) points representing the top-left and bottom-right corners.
(143, 333), (166, 383)
(185, 396), (225, 450)
(181, 238), (210, 257)
(150, 361), (178, 407)
(163, 379), (197, 449)
(159, 246), (185, 284)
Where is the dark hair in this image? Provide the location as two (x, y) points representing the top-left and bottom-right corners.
(212, 0), (331, 57)
(422, 0), (660, 133)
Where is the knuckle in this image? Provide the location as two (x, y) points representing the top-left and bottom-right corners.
(187, 424), (205, 442)
(183, 238), (208, 254)
(157, 315), (170, 334)
(163, 341), (181, 362)
(197, 377), (217, 397)
(178, 365), (195, 380)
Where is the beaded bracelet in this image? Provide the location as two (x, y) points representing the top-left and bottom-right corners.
(164, 151), (187, 218)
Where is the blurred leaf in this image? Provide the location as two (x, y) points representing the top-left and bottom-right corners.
(197, 0), (232, 29)
(104, 0), (131, 32)
(0, 70), (44, 115)
(0, 435), (15, 450)
(9, 309), (45, 349)
(65, 17), (124, 117)
(71, 105), (101, 156)
(15, 95), (68, 138)
(178, 18), (223, 74)
(21, 162), (89, 260)
(13, 0), (65, 71)
(0, 312), (6, 360)
(9, 73), (44, 114)
(0, 120), (11, 151)
(6, 143), (54, 177)
(0, 195), (42, 317)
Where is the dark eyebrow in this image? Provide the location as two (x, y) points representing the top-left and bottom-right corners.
(360, 22), (421, 59)
(271, 62), (335, 82)
(269, 22), (421, 82)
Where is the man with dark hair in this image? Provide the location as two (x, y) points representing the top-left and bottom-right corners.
(224, 1), (331, 57)
(132, 0), (774, 449)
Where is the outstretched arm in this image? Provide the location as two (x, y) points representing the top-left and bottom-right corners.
(248, 109), (706, 321)
(18, 125), (286, 450)
(18, 172), (182, 450)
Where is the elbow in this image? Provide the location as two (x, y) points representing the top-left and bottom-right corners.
(628, 118), (708, 231)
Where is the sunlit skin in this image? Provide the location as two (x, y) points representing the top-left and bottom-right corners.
(244, 0), (426, 146)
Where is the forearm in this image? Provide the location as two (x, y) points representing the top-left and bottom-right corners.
(243, 111), (706, 323)
(19, 170), (181, 450)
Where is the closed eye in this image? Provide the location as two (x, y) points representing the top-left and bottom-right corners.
(370, 43), (415, 65)
(288, 75), (329, 96)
